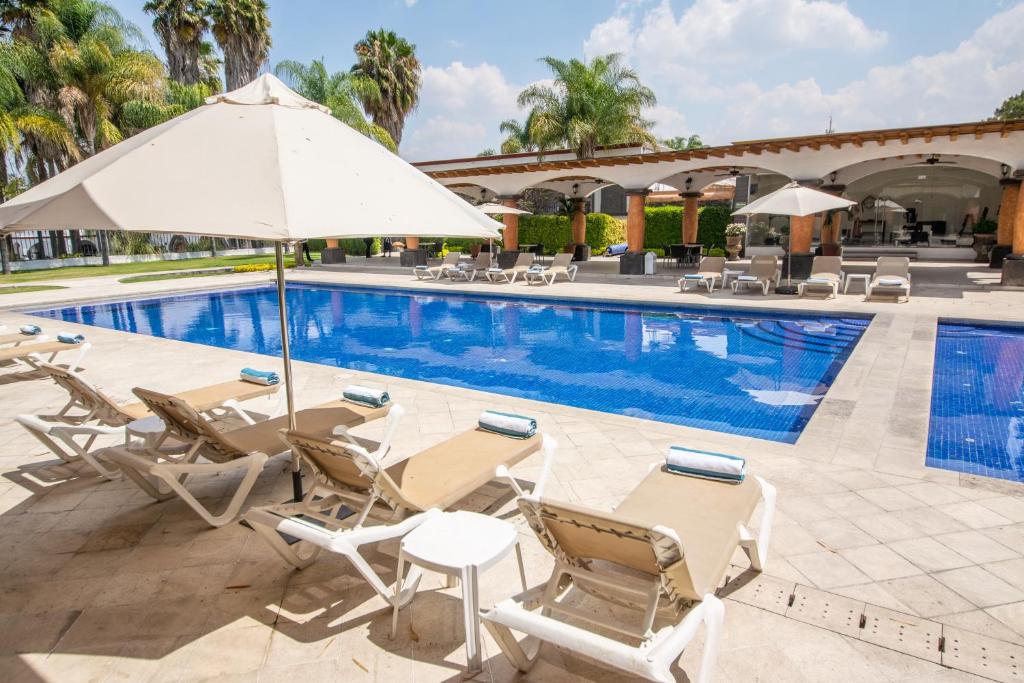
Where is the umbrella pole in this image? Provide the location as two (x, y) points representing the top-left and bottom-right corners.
(274, 241), (302, 502)
(776, 214), (799, 295)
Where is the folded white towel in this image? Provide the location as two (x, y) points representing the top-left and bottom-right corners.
(683, 274), (705, 280)
(737, 275), (758, 281)
(19, 324), (41, 335)
(479, 410), (536, 439)
(343, 384), (390, 407)
(805, 277), (834, 285)
(876, 277), (906, 286)
(666, 446), (745, 483)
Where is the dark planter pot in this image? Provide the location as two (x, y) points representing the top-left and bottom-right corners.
(619, 251), (654, 275)
(570, 243), (591, 262)
(1002, 254), (1024, 286)
(972, 234), (996, 262)
(321, 247), (346, 264)
(399, 249), (426, 267)
(496, 250), (520, 269)
(781, 252), (814, 280)
(989, 244), (1012, 269)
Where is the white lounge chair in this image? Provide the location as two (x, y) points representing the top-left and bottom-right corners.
(104, 388), (391, 526)
(524, 253), (578, 285)
(0, 338), (91, 373)
(449, 252), (491, 282)
(482, 459), (776, 683)
(867, 256), (912, 301)
(485, 252), (534, 283)
(413, 252), (461, 280)
(731, 256), (778, 295)
(798, 256), (845, 298)
(679, 256), (726, 292)
(751, 254), (782, 288)
(244, 409), (554, 569)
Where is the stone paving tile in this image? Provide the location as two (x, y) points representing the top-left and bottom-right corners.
(788, 551), (872, 589)
(879, 575), (975, 618)
(933, 566), (1024, 609)
(840, 544), (923, 582)
(888, 537), (973, 573)
(934, 530), (1020, 564)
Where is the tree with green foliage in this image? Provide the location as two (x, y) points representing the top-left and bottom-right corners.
(499, 110), (540, 154)
(143, 0), (209, 85)
(351, 28), (420, 148)
(273, 58), (396, 151)
(516, 53), (657, 159)
(208, 0), (270, 91)
(662, 134), (704, 150)
(476, 148), (495, 156)
(993, 90), (1024, 121)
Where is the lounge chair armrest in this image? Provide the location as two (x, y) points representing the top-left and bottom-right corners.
(737, 475), (776, 571)
(497, 434), (557, 499)
(219, 398), (258, 425)
(52, 423), (128, 438)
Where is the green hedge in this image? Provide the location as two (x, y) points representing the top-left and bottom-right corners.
(445, 212), (624, 254)
(641, 205), (731, 251)
(308, 238), (380, 255)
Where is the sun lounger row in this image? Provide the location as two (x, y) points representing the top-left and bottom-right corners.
(413, 251), (578, 286)
(680, 255), (912, 301)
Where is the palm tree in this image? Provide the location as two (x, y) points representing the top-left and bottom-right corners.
(273, 58), (396, 151)
(517, 53), (657, 159)
(351, 29), (420, 148)
(208, 0), (270, 91)
(499, 110), (542, 155)
(143, 0), (209, 85)
(663, 134), (704, 150)
(197, 39), (221, 91)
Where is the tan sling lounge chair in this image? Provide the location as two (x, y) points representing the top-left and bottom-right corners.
(524, 253), (579, 285)
(413, 252), (461, 280)
(0, 339), (90, 372)
(0, 330), (48, 347)
(449, 252), (491, 282)
(678, 256), (726, 293)
(481, 464), (776, 683)
(798, 256), (845, 298)
(750, 254), (782, 287)
(731, 256), (778, 295)
(485, 252), (534, 283)
(104, 388), (390, 526)
(244, 406), (554, 574)
(16, 363), (283, 479)
(867, 256), (912, 301)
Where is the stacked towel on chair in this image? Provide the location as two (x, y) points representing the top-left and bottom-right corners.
(57, 332), (85, 344)
(737, 275), (758, 282)
(666, 446), (746, 483)
(479, 410), (537, 438)
(876, 277), (905, 286)
(20, 324), (41, 335)
(805, 277), (833, 285)
(343, 384), (390, 407)
(240, 367), (280, 385)
(682, 274), (705, 280)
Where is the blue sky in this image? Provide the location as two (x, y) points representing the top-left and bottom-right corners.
(109, 0), (1024, 161)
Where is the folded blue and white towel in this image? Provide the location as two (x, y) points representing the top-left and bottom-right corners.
(876, 276), (906, 286)
(683, 273), (706, 280)
(487, 266), (504, 273)
(240, 367), (280, 385)
(479, 410), (537, 439)
(343, 384), (390, 408)
(737, 275), (758, 282)
(665, 446), (746, 483)
(19, 324), (41, 335)
(805, 277), (834, 285)
(57, 332), (85, 344)
(414, 265), (430, 270)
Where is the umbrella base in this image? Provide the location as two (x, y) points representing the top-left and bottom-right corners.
(775, 284), (800, 295)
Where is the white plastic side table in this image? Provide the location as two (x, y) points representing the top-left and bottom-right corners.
(391, 510), (527, 673)
(844, 273), (870, 294)
(722, 268), (744, 287)
(125, 414), (166, 448)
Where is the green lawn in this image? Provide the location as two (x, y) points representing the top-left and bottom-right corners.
(0, 284), (67, 294)
(0, 252), (317, 284)
(119, 269), (235, 284)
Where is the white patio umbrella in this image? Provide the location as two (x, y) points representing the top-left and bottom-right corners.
(733, 181), (855, 294)
(475, 202), (530, 264)
(0, 74), (502, 498)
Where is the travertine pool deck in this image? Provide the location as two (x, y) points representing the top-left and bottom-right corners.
(0, 261), (1022, 682)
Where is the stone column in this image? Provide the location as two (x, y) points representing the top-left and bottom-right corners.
(819, 184), (846, 252)
(500, 196), (521, 251)
(626, 190), (649, 252)
(790, 214), (815, 253)
(997, 179), (1020, 246)
(680, 192), (701, 243)
(571, 198), (587, 245)
(1003, 178), (1024, 284)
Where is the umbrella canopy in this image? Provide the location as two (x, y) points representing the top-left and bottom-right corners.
(0, 74), (502, 239)
(732, 181), (855, 218)
(475, 202), (531, 215)
(0, 74), (502, 502)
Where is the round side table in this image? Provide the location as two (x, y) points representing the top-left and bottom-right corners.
(391, 510), (527, 673)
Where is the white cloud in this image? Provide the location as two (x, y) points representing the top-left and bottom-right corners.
(403, 62), (536, 160)
(646, 104), (689, 139)
(715, 3), (1024, 139)
(404, 0), (417, 7)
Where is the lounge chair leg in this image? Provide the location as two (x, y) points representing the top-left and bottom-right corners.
(696, 595), (725, 683)
(482, 620), (543, 673)
(738, 476), (776, 572)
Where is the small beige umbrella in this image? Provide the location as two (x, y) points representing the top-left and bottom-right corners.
(0, 74), (502, 498)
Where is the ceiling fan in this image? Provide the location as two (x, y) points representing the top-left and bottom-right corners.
(906, 154), (957, 167)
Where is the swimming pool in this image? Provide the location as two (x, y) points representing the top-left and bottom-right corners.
(928, 321), (1024, 482)
(31, 284), (871, 443)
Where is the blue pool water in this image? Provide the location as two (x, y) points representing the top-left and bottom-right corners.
(928, 321), (1024, 482)
(31, 284), (871, 443)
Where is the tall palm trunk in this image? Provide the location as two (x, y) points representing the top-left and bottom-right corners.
(0, 163), (9, 275)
